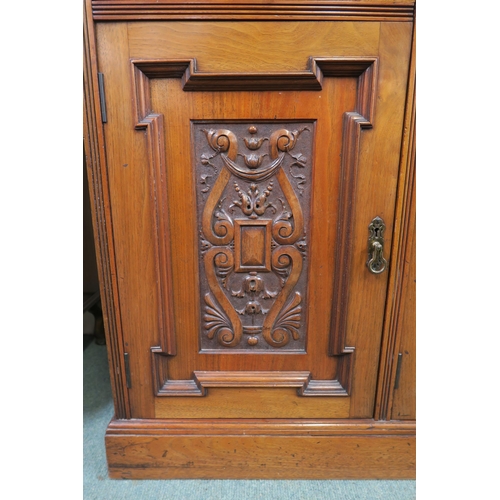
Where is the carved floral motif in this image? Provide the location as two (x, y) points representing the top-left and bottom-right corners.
(231, 182), (275, 218)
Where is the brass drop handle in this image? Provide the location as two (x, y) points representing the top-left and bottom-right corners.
(367, 216), (388, 274)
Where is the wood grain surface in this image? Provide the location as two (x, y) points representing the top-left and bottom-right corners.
(84, 0), (131, 418)
(92, 0), (415, 22)
(94, 18), (413, 420)
(84, 0), (416, 479)
(375, 19), (416, 420)
(106, 418), (416, 479)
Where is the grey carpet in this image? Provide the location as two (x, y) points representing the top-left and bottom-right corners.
(83, 341), (416, 499)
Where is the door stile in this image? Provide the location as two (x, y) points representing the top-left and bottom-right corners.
(374, 19), (416, 421)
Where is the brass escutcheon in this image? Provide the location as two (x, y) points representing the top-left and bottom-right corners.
(367, 216), (388, 274)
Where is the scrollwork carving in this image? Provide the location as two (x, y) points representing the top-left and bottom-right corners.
(203, 128), (238, 158)
(201, 129), (238, 246)
(195, 122), (313, 351)
(262, 245), (303, 347)
(203, 246), (242, 347)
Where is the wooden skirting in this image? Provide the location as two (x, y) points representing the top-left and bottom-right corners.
(106, 418), (416, 479)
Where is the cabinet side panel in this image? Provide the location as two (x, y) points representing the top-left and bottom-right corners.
(391, 167), (415, 420)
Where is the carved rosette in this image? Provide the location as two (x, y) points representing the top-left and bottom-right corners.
(195, 122), (313, 351)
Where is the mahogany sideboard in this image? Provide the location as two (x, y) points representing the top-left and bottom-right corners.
(83, 0), (416, 479)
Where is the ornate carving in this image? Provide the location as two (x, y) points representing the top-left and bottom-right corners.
(239, 153), (269, 169)
(221, 152), (284, 182)
(243, 126), (269, 151)
(231, 273), (277, 300)
(203, 293), (233, 342)
(273, 292), (302, 341)
(234, 219), (272, 272)
(195, 122), (313, 351)
(231, 182), (275, 218)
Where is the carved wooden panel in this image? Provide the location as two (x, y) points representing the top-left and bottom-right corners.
(194, 122), (313, 351)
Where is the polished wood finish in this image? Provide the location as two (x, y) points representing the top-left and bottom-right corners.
(193, 122), (313, 352)
(84, 0), (416, 479)
(374, 19), (416, 421)
(132, 57), (378, 92)
(390, 92), (416, 419)
(106, 419), (415, 479)
(155, 388), (351, 418)
(391, 200), (415, 420)
(83, 0), (130, 418)
(92, 0), (415, 22)
(97, 23), (409, 414)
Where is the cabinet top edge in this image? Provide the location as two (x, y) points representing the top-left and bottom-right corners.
(91, 0), (415, 22)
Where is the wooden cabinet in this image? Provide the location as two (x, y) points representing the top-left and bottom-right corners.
(84, 0), (416, 479)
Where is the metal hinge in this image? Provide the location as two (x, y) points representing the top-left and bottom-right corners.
(97, 73), (107, 123)
(124, 352), (132, 388)
(394, 352), (403, 389)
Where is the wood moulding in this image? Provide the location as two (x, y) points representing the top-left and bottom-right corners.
(132, 57), (378, 93)
(135, 56), (377, 396)
(105, 418), (416, 479)
(107, 417), (415, 436)
(92, 1), (415, 22)
(151, 348), (352, 396)
(83, 0), (131, 418)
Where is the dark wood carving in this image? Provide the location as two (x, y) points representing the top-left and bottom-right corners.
(195, 123), (312, 351)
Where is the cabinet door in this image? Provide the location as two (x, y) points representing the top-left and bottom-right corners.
(96, 20), (412, 419)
